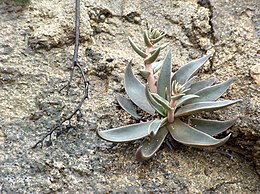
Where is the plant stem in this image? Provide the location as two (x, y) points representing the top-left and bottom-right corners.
(167, 100), (175, 123)
(145, 47), (157, 93)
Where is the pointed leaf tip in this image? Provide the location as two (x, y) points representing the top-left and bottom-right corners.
(128, 37), (147, 58)
(144, 47), (161, 64)
(144, 31), (153, 47)
(97, 120), (156, 142)
(187, 77), (235, 103)
(172, 54), (210, 85)
(190, 117), (238, 136)
(169, 119), (231, 147)
(175, 100), (241, 117)
(115, 93), (141, 119)
(157, 50), (172, 100)
(136, 126), (168, 161)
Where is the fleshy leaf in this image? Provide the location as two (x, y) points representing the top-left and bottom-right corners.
(145, 85), (166, 116)
(124, 61), (155, 114)
(157, 50), (172, 100)
(151, 43), (169, 54)
(182, 76), (198, 89)
(152, 60), (163, 73)
(144, 31), (153, 47)
(187, 77), (217, 94)
(168, 119), (231, 147)
(128, 37), (147, 58)
(175, 94), (199, 108)
(187, 78), (235, 104)
(175, 100), (241, 117)
(151, 93), (172, 111)
(172, 55), (210, 85)
(115, 93), (141, 119)
(140, 70), (150, 79)
(190, 117), (237, 136)
(150, 33), (165, 44)
(171, 93), (185, 101)
(97, 120), (156, 142)
(135, 126), (168, 161)
(148, 119), (162, 136)
(144, 47), (161, 64)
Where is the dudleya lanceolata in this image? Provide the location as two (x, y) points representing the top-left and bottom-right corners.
(97, 28), (241, 161)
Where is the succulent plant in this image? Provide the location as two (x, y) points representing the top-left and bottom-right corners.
(97, 28), (241, 161)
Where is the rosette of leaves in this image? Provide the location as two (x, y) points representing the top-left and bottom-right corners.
(97, 29), (241, 161)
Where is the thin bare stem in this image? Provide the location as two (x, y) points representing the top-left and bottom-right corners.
(32, 0), (89, 149)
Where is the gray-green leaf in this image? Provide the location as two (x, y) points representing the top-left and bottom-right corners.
(175, 94), (199, 108)
(135, 126), (168, 161)
(97, 120), (157, 142)
(115, 93), (141, 119)
(172, 55), (210, 85)
(150, 33), (165, 44)
(144, 47), (161, 64)
(190, 117), (237, 136)
(175, 100), (241, 117)
(140, 70), (150, 79)
(151, 93), (172, 111)
(128, 37), (147, 58)
(124, 61), (155, 114)
(182, 76), (198, 89)
(148, 119), (162, 136)
(144, 31), (153, 47)
(157, 50), (172, 100)
(152, 60), (163, 74)
(151, 43), (169, 54)
(187, 77), (235, 103)
(187, 77), (217, 94)
(168, 119), (231, 147)
(145, 86), (166, 116)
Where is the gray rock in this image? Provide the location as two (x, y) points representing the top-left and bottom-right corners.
(0, 0), (259, 193)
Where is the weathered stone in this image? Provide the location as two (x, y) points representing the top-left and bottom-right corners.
(250, 64), (260, 85)
(0, 0), (260, 193)
(210, 0), (260, 174)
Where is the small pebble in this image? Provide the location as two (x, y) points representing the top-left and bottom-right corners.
(106, 57), (114, 62)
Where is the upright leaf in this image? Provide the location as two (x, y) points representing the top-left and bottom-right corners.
(144, 47), (161, 64)
(152, 60), (163, 73)
(150, 33), (165, 44)
(115, 93), (141, 119)
(168, 119), (231, 147)
(190, 117), (237, 136)
(187, 78), (235, 103)
(157, 50), (172, 100)
(124, 61), (155, 115)
(97, 121), (155, 142)
(128, 37), (147, 58)
(135, 126), (168, 161)
(151, 93), (172, 111)
(172, 55), (210, 85)
(144, 31), (153, 47)
(145, 86), (166, 116)
(175, 100), (241, 117)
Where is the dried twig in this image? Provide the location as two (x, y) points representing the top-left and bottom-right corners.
(32, 0), (89, 149)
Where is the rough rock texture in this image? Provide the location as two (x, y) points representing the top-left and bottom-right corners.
(209, 0), (260, 175)
(0, 0), (259, 193)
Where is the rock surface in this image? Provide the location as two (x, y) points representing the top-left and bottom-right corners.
(0, 0), (259, 193)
